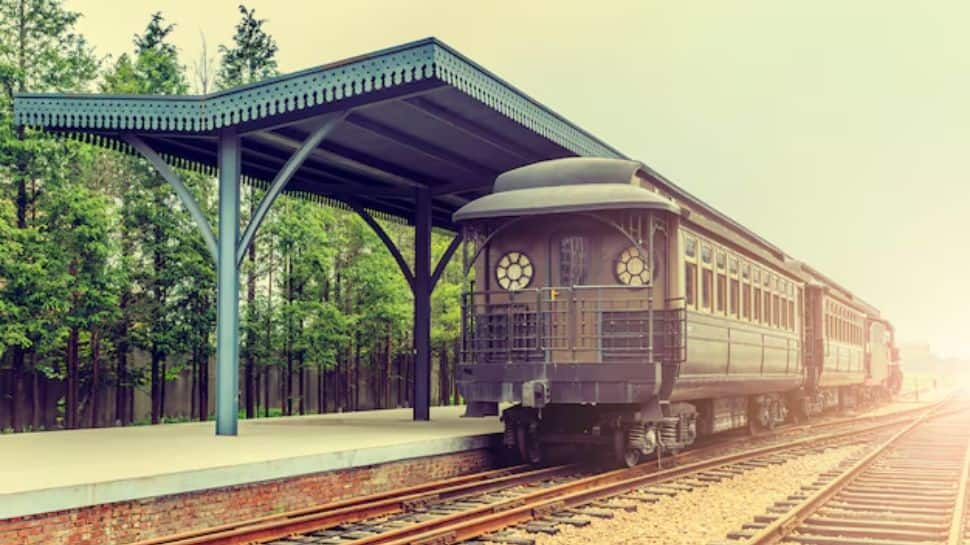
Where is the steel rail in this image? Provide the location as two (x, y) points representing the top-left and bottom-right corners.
(127, 463), (570, 545)
(744, 396), (964, 545)
(946, 434), (970, 545)
(137, 392), (943, 545)
(340, 404), (947, 545)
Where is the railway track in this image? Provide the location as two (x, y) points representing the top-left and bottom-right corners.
(721, 398), (970, 545)
(132, 396), (950, 545)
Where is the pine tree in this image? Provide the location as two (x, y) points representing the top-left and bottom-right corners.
(101, 12), (190, 424)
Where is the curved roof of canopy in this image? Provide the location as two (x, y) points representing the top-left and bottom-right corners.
(453, 157), (680, 221)
(13, 38), (625, 229)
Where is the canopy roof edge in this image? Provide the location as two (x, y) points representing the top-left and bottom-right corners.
(13, 37), (624, 160)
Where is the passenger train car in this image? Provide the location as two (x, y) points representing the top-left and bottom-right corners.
(454, 158), (902, 467)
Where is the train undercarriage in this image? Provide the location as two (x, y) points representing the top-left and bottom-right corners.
(501, 383), (897, 467)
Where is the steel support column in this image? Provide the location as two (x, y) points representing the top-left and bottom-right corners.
(215, 130), (242, 436)
(413, 188), (432, 421)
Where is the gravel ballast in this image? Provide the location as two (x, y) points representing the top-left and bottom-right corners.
(531, 443), (867, 545)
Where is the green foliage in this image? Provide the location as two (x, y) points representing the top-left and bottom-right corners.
(0, 2), (472, 430)
(0, 0), (98, 97)
(217, 4), (278, 89)
(101, 12), (187, 95)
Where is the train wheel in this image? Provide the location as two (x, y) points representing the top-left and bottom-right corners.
(516, 424), (542, 465)
(612, 429), (642, 468)
(623, 448), (642, 468)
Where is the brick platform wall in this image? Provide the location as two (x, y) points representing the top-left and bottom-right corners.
(0, 448), (497, 545)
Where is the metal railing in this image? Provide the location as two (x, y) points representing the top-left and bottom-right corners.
(461, 286), (686, 365)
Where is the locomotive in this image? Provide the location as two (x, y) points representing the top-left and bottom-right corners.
(454, 157), (902, 467)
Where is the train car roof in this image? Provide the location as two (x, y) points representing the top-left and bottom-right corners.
(635, 163), (883, 314)
(456, 157), (883, 318)
(452, 158), (680, 221)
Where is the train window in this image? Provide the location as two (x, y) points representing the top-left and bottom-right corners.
(685, 263), (697, 307)
(615, 245), (651, 286)
(742, 283), (751, 319)
(702, 269), (713, 310)
(496, 251), (534, 291)
(716, 273), (727, 313)
(753, 288), (762, 321)
(559, 236), (589, 286)
(685, 236), (697, 258)
(701, 244), (713, 264)
(730, 278), (739, 316)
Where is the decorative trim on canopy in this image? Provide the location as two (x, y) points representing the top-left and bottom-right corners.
(13, 38), (622, 159)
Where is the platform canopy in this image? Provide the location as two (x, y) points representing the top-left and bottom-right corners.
(13, 37), (625, 435)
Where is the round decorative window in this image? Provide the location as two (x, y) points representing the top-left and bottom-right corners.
(496, 251), (534, 291)
(615, 246), (651, 286)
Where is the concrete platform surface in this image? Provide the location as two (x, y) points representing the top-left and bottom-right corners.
(0, 405), (502, 519)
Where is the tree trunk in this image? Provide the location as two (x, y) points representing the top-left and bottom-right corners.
(452, 337), (461, 404)
(385, 330), (392, 408)
(90, 329), (100, 427)
(262, 366), (270, 418)
(10, 347), (24, 432)
(150, 350), (161, 424)
(298, 351), (305, 415)
(199, 345), (209, 421)
(317, 367), (325, 414)
(266, 235), (274, 418)
(190, 347), (198, 420)
(31, 361), (41, 430)
(66, 328), (79, 429)
(254, 363), (261, 418)
(160, 359), (167, 419)
(353, 340), (362, 411)
(439, 343), (449, 406)
(116, 292), (130, 425)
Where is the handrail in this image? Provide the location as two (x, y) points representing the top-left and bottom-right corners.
(460, 286), (685, 365)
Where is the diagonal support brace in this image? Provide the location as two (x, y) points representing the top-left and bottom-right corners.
(431, 234), (462, 292)
(124, 134), (218, 262)
(350, 201), (416, 291)
(236, 110), (349, 266)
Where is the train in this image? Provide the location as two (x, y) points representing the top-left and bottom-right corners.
(453, 157), (903, 467)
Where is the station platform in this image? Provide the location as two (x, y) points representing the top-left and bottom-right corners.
(0, 405), (502, 520)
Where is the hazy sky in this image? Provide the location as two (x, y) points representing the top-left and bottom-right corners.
(64, 1), (970, 357)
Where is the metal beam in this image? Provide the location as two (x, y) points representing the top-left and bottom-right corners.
(147, 134), (457, 227)
(215, 130), (242, 436)
(123, 134), (218, 262)
(431, 180), (493, 197)
(252, 129), (469, 208)
(403, 96), (535, 162)
(431, 234), (462, 291)
(346, 112), (497, 178)
(413, 188), (432, 421)
(236, 112), (348, 265)
(349, 201), (416, 291)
